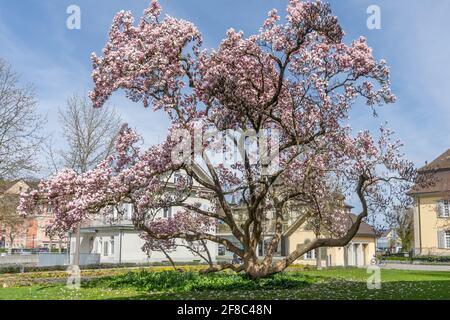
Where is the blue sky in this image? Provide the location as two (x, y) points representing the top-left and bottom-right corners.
(1, 0), (449, 177)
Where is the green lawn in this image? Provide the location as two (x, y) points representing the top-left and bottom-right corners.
(0, 268), (449, 300)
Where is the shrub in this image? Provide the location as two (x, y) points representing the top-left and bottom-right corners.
(414, 256), (450, 263)
(89, 270), (314, 293)
(381, 255), (411, 261)
(0, 262), (207, 275)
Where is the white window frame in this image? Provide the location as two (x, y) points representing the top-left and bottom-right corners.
(446, 231), (450, 249)
(218, 245), (226, 256)
(97, 238), (103, 254)
(439, 200), (450, 218)
(163, 207), (172, 219)
(305, 250), (316, 260)
(103, 241), (109, 256)
(120, 203), (133, 220)
(173, 172), (182, 184)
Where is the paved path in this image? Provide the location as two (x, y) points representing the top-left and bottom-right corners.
(381, 263), (450, 272)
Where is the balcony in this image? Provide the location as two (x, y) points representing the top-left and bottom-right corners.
(217, 220), (288, 235)
(81, 216), (133, 229)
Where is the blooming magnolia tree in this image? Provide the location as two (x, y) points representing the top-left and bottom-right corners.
(20, 0), (416, 278)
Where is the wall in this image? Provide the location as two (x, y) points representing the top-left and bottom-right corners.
(286, 227), (376, 267)
(70, 229), (218, 264)
(0, 254), (38, 265)
(415, 195), (450, 255)
(286, 227), (323, 265)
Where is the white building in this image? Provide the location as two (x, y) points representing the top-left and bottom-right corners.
(68, 172), (217, 265)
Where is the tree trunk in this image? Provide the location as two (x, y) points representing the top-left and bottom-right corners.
(73, 223), (81, 266)
(8, 234), (14, 255)
(160, 247), (179, 271)
(316, 247), (322, 270)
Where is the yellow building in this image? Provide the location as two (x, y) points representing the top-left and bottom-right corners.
(217, 204), (377, 267)
(409, 150), (450, 256)
(283, 210), (377, 267)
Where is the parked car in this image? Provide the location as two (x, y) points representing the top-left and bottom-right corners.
(11, 248), (32, 255)
(28, 247), (50, 254)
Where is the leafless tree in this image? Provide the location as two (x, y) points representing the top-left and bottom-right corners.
(0, 192), (29, 254)
(395, 208), (414, 253)
(56, 94), (122, 264)
(57, 94), (122, 174)
(0, 59), (44, 179)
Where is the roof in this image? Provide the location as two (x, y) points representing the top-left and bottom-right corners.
(0, 180), (40, 194)
(409, 169), (450, 195)
(348, 214), (376, 237)
(419, 149), (450, 171)
(380, 229), (391, 238)
(283, 215), (308, 237)
(283, 213), (376, 238)
(409, 149), (450, 195)
(0, 180), (19, 193)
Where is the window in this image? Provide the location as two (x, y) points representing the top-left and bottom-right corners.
(103, 241), (109, 256)
(163, 207), (172, 219)
(438, 200), (450, 217)
(173, 172), (193, 186)
(119, 203), (133, 220)
(95, 238), (102, 254)
(305, 250), (316, 260)
(126, 203), (133, 220)
(218, 245), (226, 256)
(174, 172), (182, 183)
(446, 231), (450, 249)
(47, 205), (53, 213)
(112, 206), (118, 220)
(110, 237), (115, 255)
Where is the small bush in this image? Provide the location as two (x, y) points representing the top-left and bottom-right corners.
(414, 255), (450, 263)
(381, 255), (411, 261)
(89, 270), (314, 293)
(0, 262), (208, 275)
(378, 254), (450, 263)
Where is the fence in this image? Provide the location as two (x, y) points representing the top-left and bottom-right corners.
(38, 253), (69, 267)
(0, 253), (101, 267)
(0, 254), (38, 265)
(68, 253), (101, 266)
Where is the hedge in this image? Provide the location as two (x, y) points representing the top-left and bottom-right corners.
(0, 261), (210, 275)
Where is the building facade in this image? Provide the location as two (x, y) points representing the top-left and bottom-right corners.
(68, 170), (376, 267)
(68, 172), (217, 264)
(410, 149), (450, 256)
(0, 180), (66, 251)
(376, 229), (402, 254)
(217, 204), (376, 267)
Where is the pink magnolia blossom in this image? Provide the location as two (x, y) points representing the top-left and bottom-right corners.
(21, 1), (416, 278)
